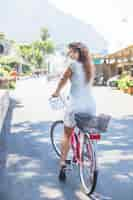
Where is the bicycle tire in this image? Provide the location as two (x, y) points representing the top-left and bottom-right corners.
(79, 134), (98, 196)
(50, 120), (64, 157)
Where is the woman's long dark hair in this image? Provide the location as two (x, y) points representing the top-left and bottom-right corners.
(68, 42), (95, 82)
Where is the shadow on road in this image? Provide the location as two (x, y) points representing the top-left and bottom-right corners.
(0, 98), (133, 200)
(0, 98), (25, 200)
(0, 98), (89, 200)
(96, 115), (133, 199)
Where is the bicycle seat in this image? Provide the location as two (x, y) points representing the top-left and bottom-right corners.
(75, 113), (95, 122)
(75, 113), (97, 132)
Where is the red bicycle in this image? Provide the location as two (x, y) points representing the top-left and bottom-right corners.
(50, 97), (110, 196)
(50, 118), (101, 195)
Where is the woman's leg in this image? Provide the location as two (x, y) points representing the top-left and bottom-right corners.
(60, 126), (73, 166)
(59, 126), (73, 181)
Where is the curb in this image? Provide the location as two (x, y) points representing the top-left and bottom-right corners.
(0, 90), (10, 133)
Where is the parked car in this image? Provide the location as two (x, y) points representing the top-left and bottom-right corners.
(94, 73), (107, 86)
(107, 75), (120, 87)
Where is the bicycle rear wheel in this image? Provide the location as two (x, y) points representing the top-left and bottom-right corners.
(79, 134), (98, 196)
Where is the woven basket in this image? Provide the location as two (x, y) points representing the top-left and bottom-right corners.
(75, 113), (111, 132)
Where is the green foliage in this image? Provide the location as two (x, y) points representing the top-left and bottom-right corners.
(9, 81), (16, 89)
(43, 40), (55, 54)
(128, 80), (133, 87)
(18, 44), (33, 64)
(18, 36), (55, 69)
(33, 40), (55, 53)
(9, 27), (55, 70)
(111, 80), (118, 87)
(33, 49), (43, 68)
(0, 56), (19, 65)
(0, 67), (9, 77)
(40, 27), (50, 41)
(3, 65), (12, 72)
(117, 76), (129, 90)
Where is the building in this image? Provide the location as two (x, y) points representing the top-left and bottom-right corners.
(0, 32), (11, 56)
(104, 45), (133, 77)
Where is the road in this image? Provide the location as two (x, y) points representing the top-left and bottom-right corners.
(0, 77), (133, 200)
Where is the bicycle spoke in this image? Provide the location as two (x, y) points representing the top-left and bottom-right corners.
(80, 135), (97, 195)
(50, 121), (73, 160)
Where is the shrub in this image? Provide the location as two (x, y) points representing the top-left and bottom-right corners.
(117, 76), (129, 90)
(3, 65), (12, 72)
(9, 81), (16, 89)
(0, 68), (9, 77)
(128, 80), (133, 87)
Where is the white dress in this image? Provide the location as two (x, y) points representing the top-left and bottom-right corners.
(64, 60), (96, 128)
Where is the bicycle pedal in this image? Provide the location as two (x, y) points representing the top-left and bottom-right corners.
(65, 160), (71, 165)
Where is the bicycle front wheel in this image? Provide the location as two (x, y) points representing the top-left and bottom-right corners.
(50, 120), (64, 157)
(79, 134), (98, 196)
(50, 120), (74, 161)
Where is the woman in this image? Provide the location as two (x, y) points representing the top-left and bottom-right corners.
(52, 42), (96, 181)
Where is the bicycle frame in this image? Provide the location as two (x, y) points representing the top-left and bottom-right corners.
(70, 128), (101, 166)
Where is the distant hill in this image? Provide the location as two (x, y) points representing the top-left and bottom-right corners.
(0, 0), (108, 53)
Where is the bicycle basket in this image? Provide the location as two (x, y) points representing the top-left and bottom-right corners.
(97, 114), (111, 132)
(75, 113), (111, 132)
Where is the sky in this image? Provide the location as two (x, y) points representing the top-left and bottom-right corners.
(49, 0), (133, 52)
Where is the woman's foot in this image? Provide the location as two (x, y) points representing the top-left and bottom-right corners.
(59, 165), (66, 181)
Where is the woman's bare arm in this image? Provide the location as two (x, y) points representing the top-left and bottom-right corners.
(52, 67), (72, 97)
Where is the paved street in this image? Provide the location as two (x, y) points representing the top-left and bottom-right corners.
(0, 77), (133, 200)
